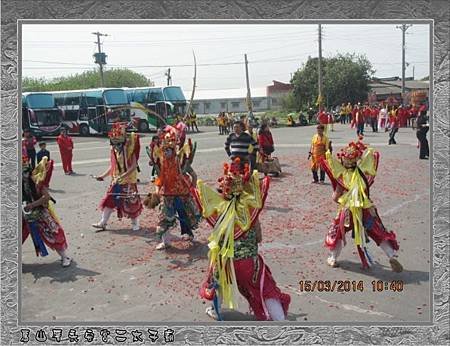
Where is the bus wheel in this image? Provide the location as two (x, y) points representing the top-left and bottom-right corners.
(138, 120), (149, 133)
(80, 124), (90, 136)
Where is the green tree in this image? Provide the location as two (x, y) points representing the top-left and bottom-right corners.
(23, 68), (153, 92)
(280, 92), (297, 111)
(290, 54), (374, 110)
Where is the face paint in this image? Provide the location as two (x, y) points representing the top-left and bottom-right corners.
(164, 148), (173, 157)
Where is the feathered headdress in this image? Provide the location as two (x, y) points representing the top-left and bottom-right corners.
(337, 136), (367, 163)
(217, 158), (251, 200)
(108, 122), (127, 144)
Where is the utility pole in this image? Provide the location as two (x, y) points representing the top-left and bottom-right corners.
(396, 24), (412, 103)
(318, 24), (323, 110)
(92, 32), (108, 87)
(165, 68), (172, 86)
(244, 54), (253, 116)
(412, 65), (415, 80)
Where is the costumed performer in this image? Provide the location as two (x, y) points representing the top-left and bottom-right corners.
(143, 125), (201, 249)
(193, 158), (290, 321)
(22, 147), (72, 267)
(320, 139), (403, 272)
(92, 122), (142, 231)
(309, 124), (332, 184)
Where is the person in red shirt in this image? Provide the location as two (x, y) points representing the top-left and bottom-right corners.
(410, 104), (419, 127)
(258, 123), (275, 157)
(351, 104), (358, 128)
(317, 107), (329, 134)
(363, 105), (372, 128)
(397, 105), (407, 128)
(56, 128), (74, 175)
(355, 105), (365, 136)
(370, 105), (379, 132)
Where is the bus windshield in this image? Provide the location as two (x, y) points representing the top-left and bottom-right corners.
(148, 88), (164, 103)
(35, 111), (61, 126)
(26, 94), (55, 109)
(163, 87), (186, 102)
(104, 89), (128, 105)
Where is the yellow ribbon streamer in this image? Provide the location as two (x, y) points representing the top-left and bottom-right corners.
(197, 170), (262, 309)
(326, 148), (377, 247)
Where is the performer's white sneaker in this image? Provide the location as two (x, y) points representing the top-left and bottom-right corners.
(156, 242), (169, 250)
(205, 306), (218, 320)
(92, 222), (106, 231)
(156, 233), (172, 250)
(132, 220), (140, 231)
(61, 256), (72, 267)
(327, 257), (339, 268)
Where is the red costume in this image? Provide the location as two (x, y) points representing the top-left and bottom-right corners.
(258, 131), (274, 155)
(397, 107), (408, 128)
(370, 107), (379, 121)
(363, 107), (371, 123)
(56, 133), (74, 174)
(194, 160), (290, 321)
(319, 140), (402, 272)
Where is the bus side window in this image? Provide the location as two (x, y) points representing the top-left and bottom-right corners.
(63, 93), (80, 121)
(55, 96), (64, 107)
(79, 94), (89, 120)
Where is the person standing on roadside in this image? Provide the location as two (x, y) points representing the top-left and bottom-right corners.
(355, 105), (365, 136)
(416, 110), (429, 159)
(225, 120), (259, 171)
(388, 107), (399, 145)
(56, 128), (74, 175)
(22, 129), (37, 170)
(36, 142), (50, 164)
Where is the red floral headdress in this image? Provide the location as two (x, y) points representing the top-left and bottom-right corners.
(108, 122), (127, 144)
(157, 125), (179, 150)
(217, 158), (251, 200)
(337, 136), (367, 162)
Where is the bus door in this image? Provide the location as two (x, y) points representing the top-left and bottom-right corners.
(155, 101), (169, 128)
(61, 92), (81, 134)
(86, 95), (103, 135)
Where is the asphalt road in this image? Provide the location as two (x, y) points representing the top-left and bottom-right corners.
(22, 124), (431, 323)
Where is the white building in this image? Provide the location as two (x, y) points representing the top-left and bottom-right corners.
(190, 88), (269, 115)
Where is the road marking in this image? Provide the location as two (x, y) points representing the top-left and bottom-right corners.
(54, 158), (110, 167)
(276, 143), (417, 148)
(314, 296), (394, 318)
(282, 285), (306, 296)
(380, 192), (429, 217)
(55, 142), (418, 167)
(46, 140), (108, 148)
(55, 190), (99, 202)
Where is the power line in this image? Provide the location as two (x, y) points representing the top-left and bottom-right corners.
(23, 55), (315, 69)
(23, 30), (318, 45)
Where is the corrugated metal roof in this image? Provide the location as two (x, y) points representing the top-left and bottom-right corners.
(187, 87), (267, 101)
(378, 80), (429, 89)
(370, 79), (429, 96)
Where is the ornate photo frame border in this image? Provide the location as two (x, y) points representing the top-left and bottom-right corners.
(1, 1), (449, 344)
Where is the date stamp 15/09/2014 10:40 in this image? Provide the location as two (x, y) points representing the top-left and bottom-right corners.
(298, 280), (405, 293)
